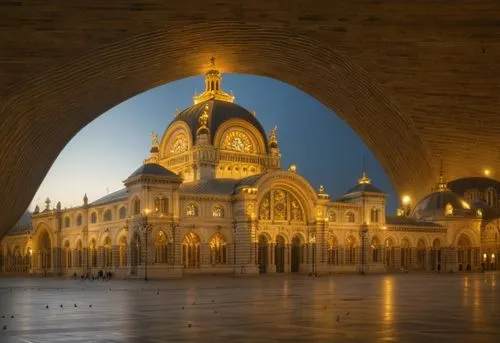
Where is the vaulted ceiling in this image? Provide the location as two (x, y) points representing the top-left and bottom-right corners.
(1, 1), (499, 237)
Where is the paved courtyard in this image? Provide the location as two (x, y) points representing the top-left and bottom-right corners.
(0, 272), (499, 342)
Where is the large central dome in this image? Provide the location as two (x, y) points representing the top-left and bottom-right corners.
(168, 99), (269, 151)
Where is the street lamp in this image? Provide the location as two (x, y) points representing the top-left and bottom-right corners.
(402, 195), (411, 216)
(142, 208), (151, 281)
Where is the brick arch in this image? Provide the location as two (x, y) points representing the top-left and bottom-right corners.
(4, 4), (499, 238)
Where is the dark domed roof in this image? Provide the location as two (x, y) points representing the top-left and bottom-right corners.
(168, 100), (269, 151)
(411, 190), (476, 220)
(344, 183), (384, 195)
(126, 163), (181, 181)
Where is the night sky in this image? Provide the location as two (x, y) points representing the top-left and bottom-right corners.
(31, 74), (398, 213)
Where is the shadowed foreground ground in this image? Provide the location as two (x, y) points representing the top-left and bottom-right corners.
(0, 273), (499, 342)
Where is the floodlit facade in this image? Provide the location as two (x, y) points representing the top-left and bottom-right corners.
(1, 61), (498, 278)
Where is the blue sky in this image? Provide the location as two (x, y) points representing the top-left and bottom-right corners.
(31, 74), (398, 213)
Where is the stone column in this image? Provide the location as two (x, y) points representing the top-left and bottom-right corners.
(284, 244), (291, 273)
(267, 243), (276, 273)
(173, 224), (182, 266)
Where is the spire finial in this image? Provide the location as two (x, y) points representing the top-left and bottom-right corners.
(210, 56), (216, 68)
(435, 159), (448, 191)
(358, 155), (371, 184)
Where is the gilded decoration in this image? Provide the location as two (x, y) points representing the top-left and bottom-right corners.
(259, 193), (271, 220)
(258, 189), (304, 221)
(185, 203), (198, 217)
(212, 205), (224, 218)
(222, 130), (254, 153)
(274, 190), (287, 220)
(170, 133), (188, 154)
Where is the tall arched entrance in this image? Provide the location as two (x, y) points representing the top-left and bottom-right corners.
(457, 234), (472, 272)
(291, 234), (304, 273)
(275, 235), (286, 273)
(39, 231), (51, 275)
(182, 232), (200, 269)
(416, 239), (427, 270)
(431, 239), (442, 271)
(257, 234), (269, 273)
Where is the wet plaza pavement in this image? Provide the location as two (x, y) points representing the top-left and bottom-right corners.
(0, 272), (499, 342)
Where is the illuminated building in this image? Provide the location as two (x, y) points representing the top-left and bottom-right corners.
(1, 60), (498, 277)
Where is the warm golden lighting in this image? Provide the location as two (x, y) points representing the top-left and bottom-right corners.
(483, 253), (487, 261)
(288, 164), (297, 172)
(477, 209), (483, 218)
(484, 169), (491, 176)
(143, 208), (151, 215)
(383, 277), (394, 323)
(402, 195), (411, 205)
(460, 200), (471, 210)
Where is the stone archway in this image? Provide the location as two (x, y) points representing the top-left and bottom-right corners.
(0, 22), (435, 239)
(39, 231), (52, 275)
(2, 3), (500, 239)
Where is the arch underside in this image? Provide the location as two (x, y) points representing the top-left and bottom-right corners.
(1, 2), (500, 237)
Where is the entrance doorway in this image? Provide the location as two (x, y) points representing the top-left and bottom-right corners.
(291, 234), (303, 273)
(258, 234), (269, 273)
(275, 235), (285, 273)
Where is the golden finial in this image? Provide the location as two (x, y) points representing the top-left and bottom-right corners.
(358, 172), (371, 185)
(269, 125), (279, 148)
(151, 131), (159, 146)
(193, 57), (235, 104)
(434, 159), (448, 191)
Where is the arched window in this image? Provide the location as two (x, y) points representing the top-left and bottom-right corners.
(328, 211), (336, 222)
(370, 208), (379, 223)
(133, 198), (141, 215)
(345, 236), (357, 265)
(417, 239), (426, 268)
(62, 241), (71, 269)
(103, 236), (112, 268)
(90, 212), (97, 224)
(346, 212), (355, 223)
(371, 236), (381, 263)
(64, 216), (71, 228)
(212, 205), (224, 218)
(155, 230), (173, 264)
(75, 240), (82, 268)
(185, 203), (198, 217)
(486, 187), (497, 207)
(103, 209), (112, 222)
(154, 197), (168, 215)
(445, 203), (453, 216)
(384, 238), (395, 267)
(327, 236), (339, 265)
(209, 233), (227, 264)
(119, 207), (127, 219)
(76, 214), (82, 226)
(161, 198), (168, 214)
(182, 232), (201, 268)
(400, 239), (411, 268)
(258, 189), (304, 221)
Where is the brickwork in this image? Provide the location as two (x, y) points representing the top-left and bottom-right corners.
(1, 1), (500, 237)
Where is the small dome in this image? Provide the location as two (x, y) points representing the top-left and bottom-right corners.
(411, 190), (476, 219)
(126, 163), (181, 181)
(168, 100), (269, 151)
